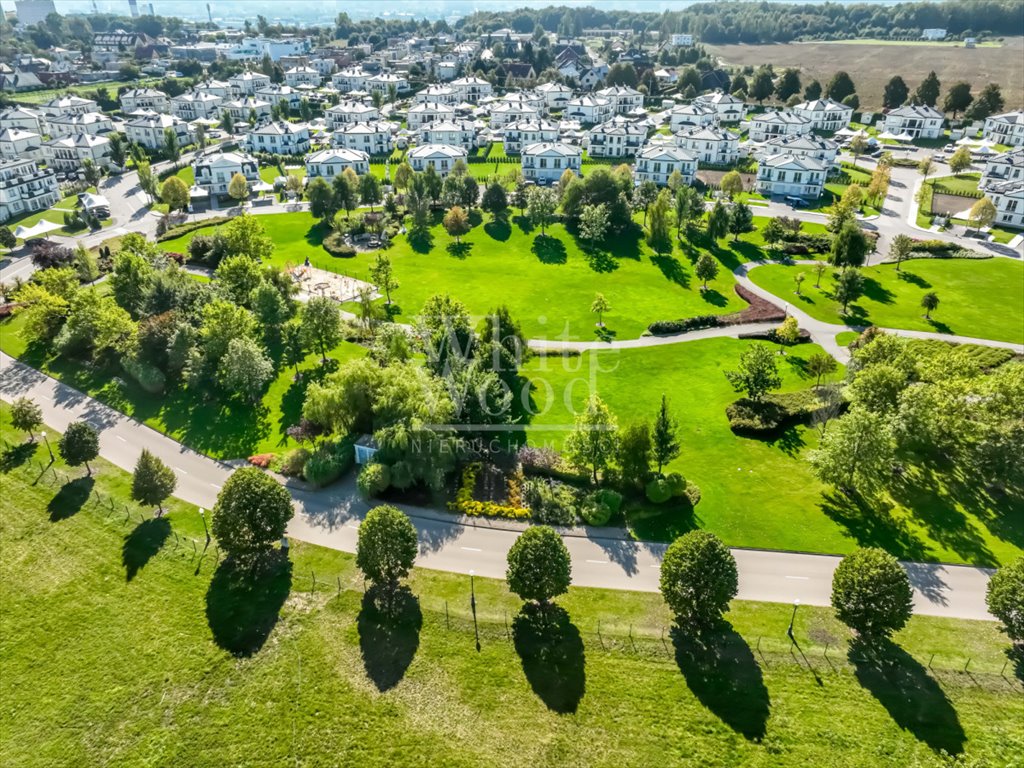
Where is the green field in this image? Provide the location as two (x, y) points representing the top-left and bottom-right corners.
(1, 406), (1020, 767)
(748, 258), (1024, 344)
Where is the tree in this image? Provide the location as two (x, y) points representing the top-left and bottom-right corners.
(632, 180), (659, 224)
(803, 79), (822, 101)
(674, 185), (703, 237)
(58, 421), (99, 476)
(136, 161), (157, 204)
(810, 407), (894, 495)
(359, 173), (382, 211)
(882, 75), (909, 109)
(831, 547), (913, 640)
(833, 267), (864, 313)
(830, 222), (869, 269)
(211, 467), (293, 566)
(942, 81), (973, 119)
(356, 504), (418, 603)
(227, 172), (249, 204)
(986, 557), (1024, 644)
(848, 134), (869, 168)
(617, 421), (653, 490)
(511, 178), (529, 216)
(163, 127), (180, 162)
(108, 132), (127, 168)
(775, 68), (801, 101)
(814, 261), (828, 288)
(761, 217), (785, 254)
(442, 205), (470, 243)
(526, 186), (557, 235)
(793, 272), (805, 295)
(216, 254), (263, 306)
(369, 253), (398, 305)
(807, 352), (838, 389)
(888, 233), (913, 272)
(82, 158), (101, 187)
(659, 531), (738, 628)
(968, 197), (996, 232)
(948, 145), (973, 176)
(719, 170), (743, 199)
(694, 254), (719, 290)
(506, 526), (572, 607)
(285, 173), (303, 200)
(920, 291), (939, 320)
(251, 281), (288, 334)
(652, 394), (680, 474)
(914, 71), (941, 107)
(481, 180), (508, 219)
(578, 203), (609, 245)
(159, 176), (190, 214)
(306, 176), (334, 219)
(725, 344), (780, 401)
(967, 83), (1004, 121)
(564, 393), (618, 483)
(707, 200), (729, 240)
(220, 109), (235, 134)
(0, 225), (16, 250)
(590, 293), (609, 327)
(727, 201), (753, 241)
(646, 189), (672, 254)
(825, 71), (856, 103)
(301, 295), (342, 363)
(749, 67), (775, 104)
(776, 316), (800, 352)
(393, 161), (413, 192)
(10, 397), (42, 440)
(219, 336), (274, 400)
(131, 449), (176, 514)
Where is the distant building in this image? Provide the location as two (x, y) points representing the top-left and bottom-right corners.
(407, 102), (456, 131)
(124, 113), (194, 150)
(120, 88), (169, 115)
(44, 133), (113, 172)
(521, 142), (581, 184)
(332, 122), (393, 155)
(595, 85), (644, 115)
(670, 33), (695, 47)
(586, 118), (646, 158)
(694, 90), (746, 123)
(325, 100), (379, 130)
(170, 91), (223, 121)
(407, 143), (467, 175)
(635, 144), (697, 187)
(668, 103), (717, 132)
(980, 148), (1024, 188)
(502, 119), (559, 153)
(985, 180), (1024, 229)
(565, 95), (613, 125)
(748, 111), (813, 143)
(229, 71), (272, 97)
(419, 119), (478, 151)
(14, 0), (57, 27)
(46, 111), (113, 138)
(791, 98), (853, 133)
(983, 111), (1024, 147)
(756, 154), (827, 199)
(674, 126), (739, 166)
(0, 127), (43, 161)
(193, 150), (260, 197)
(284, 66), (321, 88)
(921, 28), (947, 41)
(245, 121), (310, 155)
(305, 148), (369, 179)
(535, 82), (573, 111)
(450, 76), (492, 104)
(758, 134), (839, 166)
(883, 104), (944, 139)
(0, 158), (59, 223)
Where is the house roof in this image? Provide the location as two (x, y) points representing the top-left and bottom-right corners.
(752, 110), (811, 126)
(793, 98), (852, 114)
(760, 153), (826, 171)
(887, 104), (943, 120)
(522, 141), (581, 158)
(306, 147), (368, 164)
(638, 144), (696, 162)
(407, 143), (467, 159)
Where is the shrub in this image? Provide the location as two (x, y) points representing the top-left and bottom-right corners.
(683, 482), (702, 507)
(522, 476), (577, 525)
(594, 488), (623, 514)
(304, 448), (346, 488)
(357, 462), (391, 498)
(157, 217), (230, 242)
(247, 453), (274, 468)
(726, 389), (830, 434)
(648, 315), (722, 336)
(665, 472), (687, 497)
(450, 463), (531, 519)
(645, 477), (672, 504)
(121, 355), (166, 395)
(322, 232), (357, 258)
(275, 447), (311, 477)
(737, 328), (811, 345)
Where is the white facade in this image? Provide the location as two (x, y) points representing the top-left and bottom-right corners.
(120, 88), (170, 114)
(883, 104), (944, 139)
(325, 100), (380, 129)
(922, 28), (947, 40)
(46, 111), (113, 138)
(674, 126), (739, 165)
(595, 86), (644, 115)
(0, 158), (60, 223)
(229, 71), (273, 97)
(245, 121), (311, 155)
(256, 85), (301, 111)
(521, 142), (581, 184)
(416, 85), (458, 105)
(635, 144), (697, 187)
(748, 111), (813, 143)
(40, 95), (97, 117)
(756, 154), (827, 199)
(565, 96), (613, 125)
(980, 148), (1024, 188)
(305, 148), (370, 179)
(332, 67), (370, 93)
(367, 73), (410, 94)
(0, 127), (43, 161)
(985, 181), (1024, 229)
(44, 134), (113, 171)
(333, 122), (393, 155)
(759, 134), (839, 165)
(694, 91), (746, 123)
(983, 111), (1024, 147)
(124, 113), (195, 150)
(670, 33), (695, 46)
(170, 91), (223, 121)
(668, 103), (717, 132)
(0, 107), (46, 135)
(419, 120), (478, 150)
(791, 98), (853, 133)
(535, 81), (573, 111)
(503, 119), (559, 153)
(586, 118), (646, 158)
(488, 102), (540, 129)
(193, 79), (231, 99)
(223, 97), (273, 123)
(407, 143), (467, 175)
(193, 150), (260, 196)
(407, 102), (456, 130)
(436, 61), (459, 81)
(284, 66), (322, 88)
(450, 76), (492, 104)
(308, 58), (337, 77)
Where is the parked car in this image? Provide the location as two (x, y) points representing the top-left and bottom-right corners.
(784, 195), (808, 208)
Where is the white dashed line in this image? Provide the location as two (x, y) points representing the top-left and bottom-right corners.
(115, 435), (126, 442)
(173, 466), (188, 475)
(585, 559), (608, 564)
(785, 575), (810, 580)
(460, 546), (482, 552)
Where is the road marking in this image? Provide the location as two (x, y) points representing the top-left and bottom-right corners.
(210, 483), (221, 489)
(649, 564), (660, 568)
(785, 575), (810, 580)
(115, 435), (126, 442)
(346, 523), (359, 529)
(585, 559), (608, 564)
(173, 466), (188, 475)
(460, 546), (482, 552)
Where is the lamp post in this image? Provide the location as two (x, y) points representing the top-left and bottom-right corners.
(470, 570), (480, 652)
(787, 599), (800, 643)
(40, 430), (54, 462)
(199, 507), (209, 543)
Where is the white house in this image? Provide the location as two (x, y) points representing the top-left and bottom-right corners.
(308, 58), (337, 77)
(245, 121), (311, 155)
(193, 78), (232, 99)
(193, 150), (260, 197)
(0, 158), (60, 223)
(535, 81), (573, 111)
(305, 147), (369, 179)
(44, 133), (113, 171)
(229, 71), (273, 97)
(635, 144), (697, 187)
(450, 76), (493, 104)
(46, 111), (113, 138)
(120, 87), (170, 114)
(367, 73), (410, 95)
(325, 100), (380, 129)
(407, 101), (456, 130)
(256, 84), (302, 112)
(521, 142), (581, 185)
(284, 66), (321, 88)
(595, 85), (644, 115)
(586, 118), (646, 158)
(756, 154), (827, 199)
(223, 97), (273, 124)
(668, 103), (717, 132)
(748, 111), (813, 143)
(0, 127), (43, 161)
(883, 104), (944, 139)
(501, 91), (545, 112)
(332, 66), (370, 93)
(921, 28), (947, 40)
(980, 148), (1024, 188)
(565, 95), (613, 125)
(416, 85), (457, 105)
(984, 180), (1024, 229)
(436, 61), (459, 81)
(674, 126), (739, 165)
(0, 106), (46, 135)
(407, 143), (467, 175)
(333, 122), (393, 155)
(759, 134), (839, 165)
(489, 102), (540, 129)
(670, 33), (695, 46)
(40, 95), (97, 117)
(694, 90), (746, 123)
(124, 113), (194, 150)
(791, 98), (853, 133)
(503, 118), (559, 153)
(419, 119), (478, 150)
(983, 111), (1024, 147)
(170, 91), (223, 121)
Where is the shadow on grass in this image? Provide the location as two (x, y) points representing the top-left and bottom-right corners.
(761, 423), (807, 458)
(205, 550), (292, 657)
(625, 497), (698, 542)
(897, 271), (931, 288)
(862, 276), (896, 305)
(671, 622), (770, 740)
(408, 230), (434, 254)
(926, 318), (953, 335)
(701, 288), (728, 307)
(446, 241), (474, 259)
(48, 475), (95, 522)
(651, 254), (689, 287)
(532, 234), (567, 264)
(122, 516), (171, 582)
(582, 245), (618, 273)
(593, 326), (617, 342)
(849, 637), (965, 755)
(1, 441), (35, 473)
(484, 217), (511, 242)
(819, 491), (930, 561)
(513, 214), (534, 235)
(512, 602), (586, 714)
(357, 585), (422, 692)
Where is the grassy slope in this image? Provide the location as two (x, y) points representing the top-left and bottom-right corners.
(747, 259), (1024, 344)
(1, 407), (1020, 768)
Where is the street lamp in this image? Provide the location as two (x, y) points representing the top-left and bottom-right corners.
(470, 569), (480, 652)
(40, 430), (54, 462)
(787, 599), (801, 643)
(199, 507), (209, 543)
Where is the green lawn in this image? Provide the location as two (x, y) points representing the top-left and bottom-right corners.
(817, 164), (881, 217)
(521, 338), (1022, 565)
(748, 258), (1024, 344)
(7, 189), (110, 241)
(1, 406), (1020, 767)
(933, 173), (982, 196)
(159, 212), (748, 341)
(259, 166), (306, 185)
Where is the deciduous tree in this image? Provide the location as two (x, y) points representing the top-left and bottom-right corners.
(986, 557), (1024, 644)
(211, 467), (294, 566)
(725, 344), (780, 401)
(659, 531), (738, 628)
(506, 526), (572, 607)
(356, 504), (418, 602)
(831, 547), (913, 639)
(10, 397), (42, 439)
(564, 393), (618, 483)
(131, 448), (176, 514)
(58, 420), (99, 475)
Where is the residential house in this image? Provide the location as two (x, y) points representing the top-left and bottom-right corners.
(668, 103), (717, 132)
(124, 113), (194, 150)
(565, 96), (613, 125)
(503, 119), (559, 153)
(192, 150), (260, 197)
(436, 61), (459, 81)
(305, 147), (369, 179)
(759, 134), (840, 165)
(229, 71), (273, 97)
(333, 122), (393, 155)
(46, 111), (113, 138)
(674, 126), (739, 165)
(170, 91), (224, 121)
(119, 87), (169, 115)
(0, 106), (46, 135)
(367, 73), (409, 95)
(748, 111), (813, 143)
(984, 180), (1024, 229)
(193, 78), (232, 99)
(791, 98), (853, 133)
(256, 84), (302, 112)
(0, 158), (59, 223)
(332, 66), (370, 93)
(223, 97), (273, 124)
(883, 104), (944, 139)
(635, 144), (697, 187)
(416, 85), (457, 105)
(534, 82), (573, 111)
(502, 62), (536, 86)
(983, 111), (1024, 147)
(308, 58), (337, 77)
(419, 119), (477, 151)
(521, 142), (581, 185)
(489, 102), (540, 129)
(501, 91), (546, 112)
(245, 121), (311, 155)
(284, 66), (322, 88)
(407, 143), (467, 175)
(407, 102), (457, 130)
(40, 95), (97, 117)
(756, 154), (827, 199)
(694, 90), (746, 123)
(921, 28), (947, 40)
(450, 76), (493, 104)
(595, 85), (644, 115)
(325, 100), (380, 129)
(0, 127), (43, 161)
(587, 118), (647, 158)
(44, 133), (113, 171)
(670, 34), (695, 46)
(980, 148), (1024, 188)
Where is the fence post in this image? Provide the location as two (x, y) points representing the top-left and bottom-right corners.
(445, 600), (449, 630)
(311, 571), (316, 593)
(928, 653), (935, 670)
(337, 576), (341, 597)
(964, 657), (971, 673)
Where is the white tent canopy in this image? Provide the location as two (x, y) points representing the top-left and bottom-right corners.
(13, 219), (61, 240)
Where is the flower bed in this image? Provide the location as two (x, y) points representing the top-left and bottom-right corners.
(448, 462), (530, 519)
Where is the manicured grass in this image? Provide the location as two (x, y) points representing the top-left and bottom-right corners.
(521, 338), (1022, 565)
(259, 166), (306, 185)
(748, 258), (1024, 344)
(159, 211), (748, 341)
(1, 405), (1020, 767)
(7, 189), (109, 241)
(933, 173), (982, 196)
(817, 164), (881, 217)
(834, 330), (860, 346)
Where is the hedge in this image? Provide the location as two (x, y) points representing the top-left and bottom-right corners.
(120, 355), (166, 394)
(157, 216), (230, 242)
(726, 389), (837, 434)
(737, 328), (812, 344)
(647, 285), (786, 336)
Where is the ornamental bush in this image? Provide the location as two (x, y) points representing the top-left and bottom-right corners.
(986, 556), (1024, 644)
(357, 462), (391, 498)
(211, 467), (294, 565)
(665, 472), (687, 497)
(645, 477), (672, 504)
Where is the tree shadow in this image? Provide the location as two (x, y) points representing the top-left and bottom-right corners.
(593, 326), (617, 342)
(926, 318), (953, 335)
(701, 288), (728, 307)
(849, 637), (965, 755)
(48, 476), (95, 522)
(0, 441), (35, 473)
(532, 235), (567, 264)
(122, 516), (171, 582)
(582, 245), (618, 273)
(897, 271), (931, 289)
(862, 277), (896, 305)
(513, 214), (534, 234)
(512, 603), (586, 714)
(484, 217), (511, 242)
(650, 254), (689, 287)
(761, 423), (807, 458)
(357, 585), (422, 692)
(205, 551), (292, 657)
(446, 241), (474, 259)
(818, 491), (930, 561)
(671, 621), (770, 741)
(408, 230), (433, 254)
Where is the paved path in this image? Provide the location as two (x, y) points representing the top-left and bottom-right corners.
(0, 350), (996, 621)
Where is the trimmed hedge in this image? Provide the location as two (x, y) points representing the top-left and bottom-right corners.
(726, 389), (834, 434)
(737, 328), (812, 344)
(448, 462), (530, 519)
(157, 216), (230, 242)
(648, 314), (722, 336)
(121, 355), (166, 394)
(322, 231), (357, 257)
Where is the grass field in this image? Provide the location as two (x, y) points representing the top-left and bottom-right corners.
(6, 189), (111, 242)
(705, 37), (1024, 111)
(521, 338), (1023, 565)
(748, 258), (1024, 344)
(1, 406), (1020, 767)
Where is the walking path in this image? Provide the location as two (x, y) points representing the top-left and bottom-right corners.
(0, 350), (996, 621)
